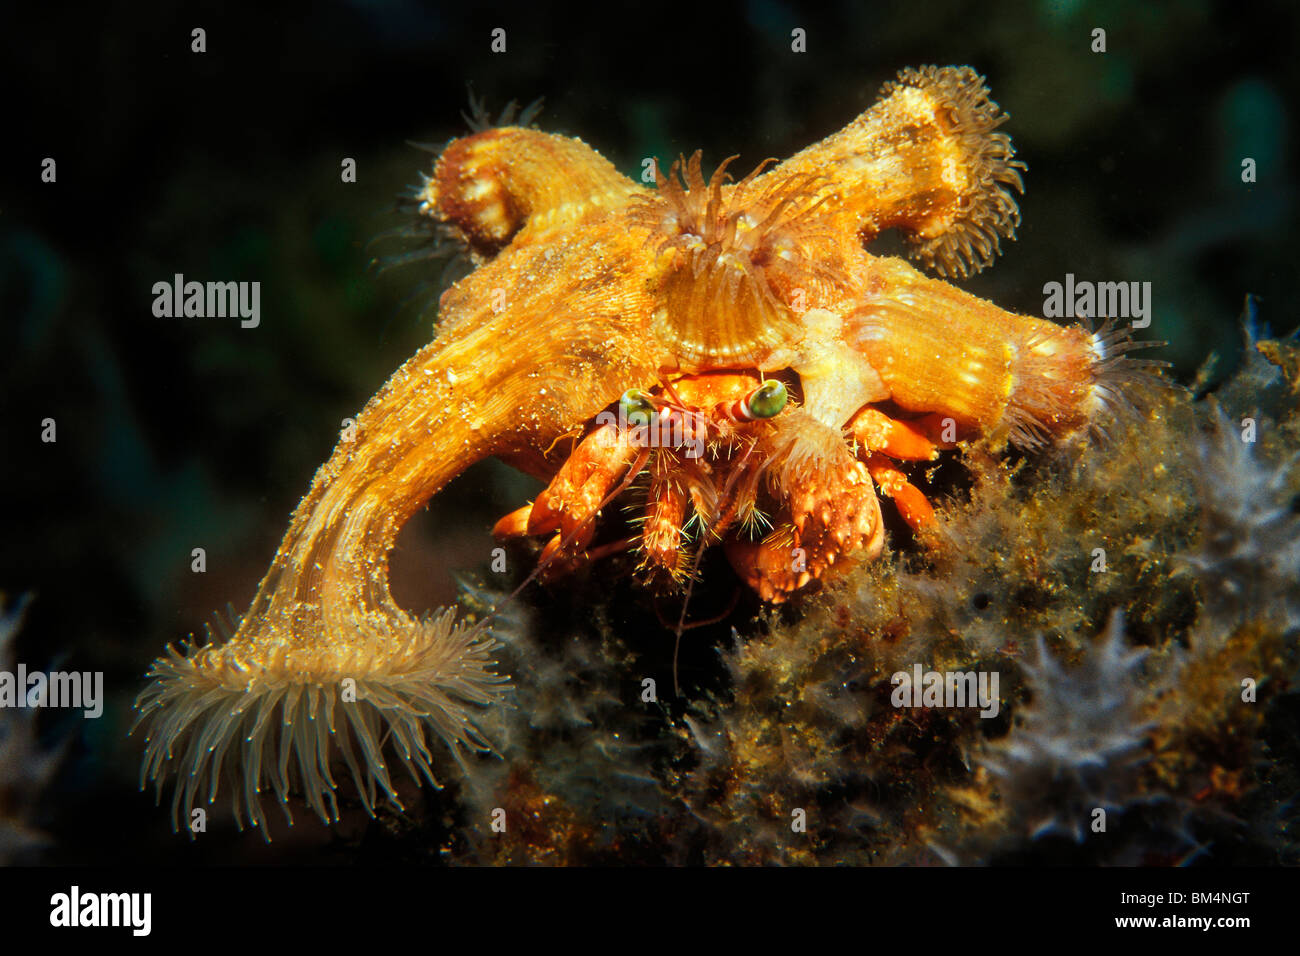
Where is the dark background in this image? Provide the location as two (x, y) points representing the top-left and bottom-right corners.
(1, 0), (1296, 863)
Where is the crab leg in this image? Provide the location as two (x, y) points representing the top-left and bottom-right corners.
(847, 407), (948, 460)
(639, 465), (691, 584)
(863, 454), (936, 533)
(524, 423), (641, 540)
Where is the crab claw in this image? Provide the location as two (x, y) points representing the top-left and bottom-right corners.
(725, 528), (808, 603)
(786, 456), (884, 578)
(493, 503), (535, 539)
(772, 414), (885, 574)
(525, 421), (640, 548)
(724, 414), (886, 601)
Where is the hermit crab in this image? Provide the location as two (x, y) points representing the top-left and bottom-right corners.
(492, 371), (954, 603)
(136, 66), (1160, 835)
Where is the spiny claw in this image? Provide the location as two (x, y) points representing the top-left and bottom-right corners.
(725, 532), (804, 603)
(785, 457), (884, 578)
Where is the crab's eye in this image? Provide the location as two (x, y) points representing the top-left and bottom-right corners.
(744, 380), (788, 419)
(619, 388), (657, 427)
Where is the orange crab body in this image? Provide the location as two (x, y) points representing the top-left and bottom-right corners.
(494, 372), (900, 600)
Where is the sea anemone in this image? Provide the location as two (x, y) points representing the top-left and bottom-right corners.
(880, 65), (1026, 280)
(632, 151), (847, 366)
(1003, 318), (1170, 449)
(135, 608), (509, 838)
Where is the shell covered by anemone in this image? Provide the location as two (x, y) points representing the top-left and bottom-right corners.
(624, 64), (1030, 370)
(132, 65), (1165, 841)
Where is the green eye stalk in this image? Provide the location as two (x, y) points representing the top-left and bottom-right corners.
(620, 388), (657, 427)
(744, 380), (788, 420)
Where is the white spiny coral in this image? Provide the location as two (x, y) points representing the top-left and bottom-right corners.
(981, 611), (1155, 842)
(1180, 404), (1300, 638)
